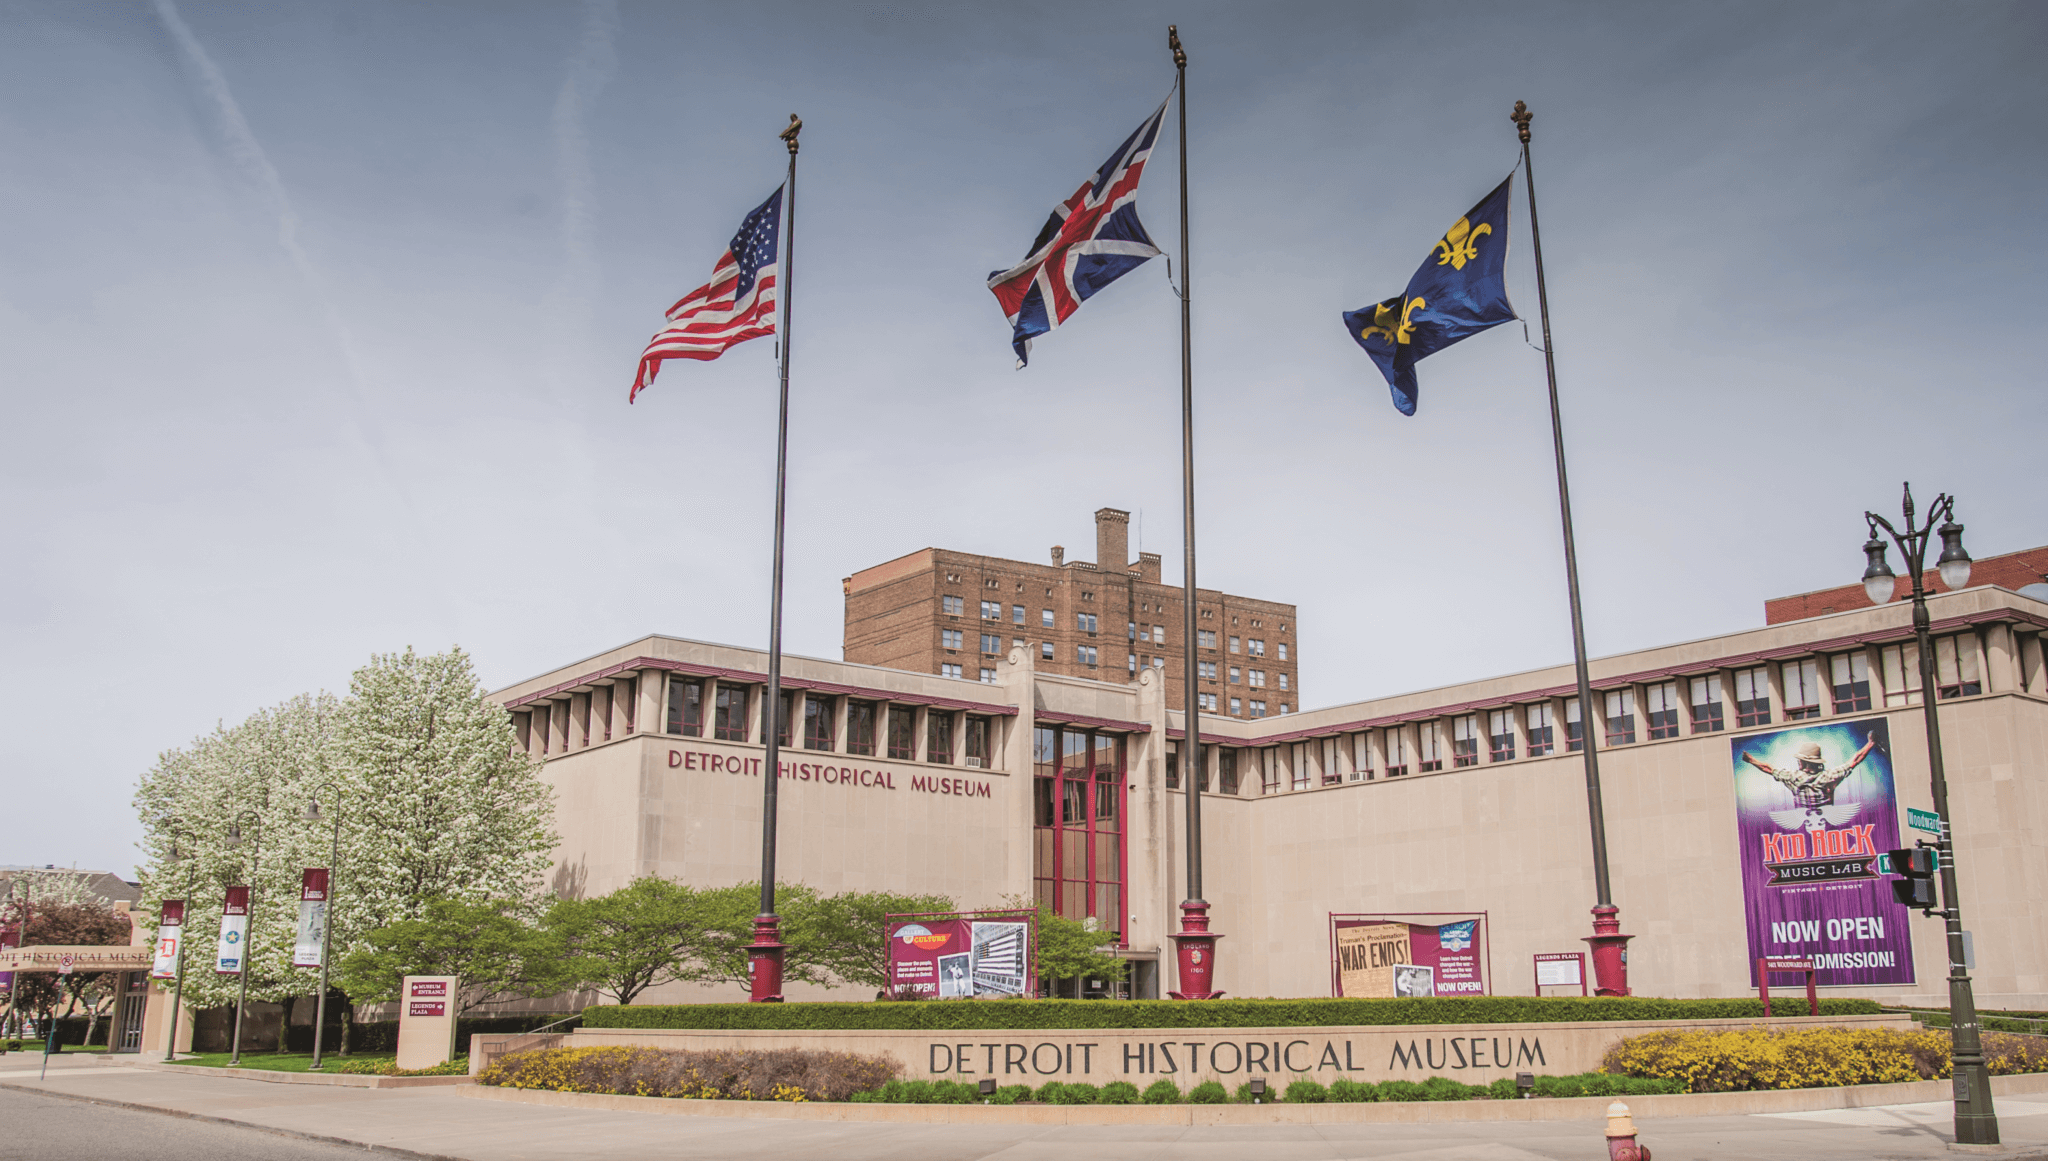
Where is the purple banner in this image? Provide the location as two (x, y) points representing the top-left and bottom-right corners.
(1734, 717), (1913, 986)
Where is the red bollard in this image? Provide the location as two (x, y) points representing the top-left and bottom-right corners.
(1605, 1101), (1651, 1161)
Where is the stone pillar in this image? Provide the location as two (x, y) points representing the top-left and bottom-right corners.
(637, 669), (664, 736)
(1984, 623), (2017, 693)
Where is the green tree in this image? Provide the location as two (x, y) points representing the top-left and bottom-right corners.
(336, 897), (573, 1014)
(805, 890), (956, 991)
(680, 882), (827, 989)
(551, 878), (702, 1005)
(1028, 906), (1128, 991)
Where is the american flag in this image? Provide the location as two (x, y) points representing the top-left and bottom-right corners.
(631, 185), (783, 402)
(987, 98), (1169, 367)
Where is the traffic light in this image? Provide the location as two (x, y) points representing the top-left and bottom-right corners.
(1888, 847), (1939, 910)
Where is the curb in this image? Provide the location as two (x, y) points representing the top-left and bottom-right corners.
(455, 1069), (2048, 1126)
(115, 1061), (474, 1089)
(0, 1079), (463, 1161)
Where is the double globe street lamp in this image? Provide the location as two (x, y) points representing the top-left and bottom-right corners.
(1860, 482), (1997, 1146)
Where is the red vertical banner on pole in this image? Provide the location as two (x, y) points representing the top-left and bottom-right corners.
(215, 887), (250, 976)
(150, 900), (185, 979)
(293, 870), (329, 969)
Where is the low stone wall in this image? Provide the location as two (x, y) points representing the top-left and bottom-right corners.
(563, 1012), (1911, 1088)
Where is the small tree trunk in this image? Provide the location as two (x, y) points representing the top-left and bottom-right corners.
(339, 997), (351, 1056)
(277, 996), (293, 1053)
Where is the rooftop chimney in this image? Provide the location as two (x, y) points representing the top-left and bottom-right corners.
(1096, 508), (1130, 573)
(1051, 545), (1065, 566)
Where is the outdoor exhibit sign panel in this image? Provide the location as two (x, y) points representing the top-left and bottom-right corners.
(1734, 717), (1913, 986)
(395, 975), (460, 1071)
(1334, 918), (1488, 997)
(292, 869), (329, 969)
(0, 922), (18, 993)
(215, 886), (250, 976)
(150, 899), (185, 980)
(887, 913), (1033, 999)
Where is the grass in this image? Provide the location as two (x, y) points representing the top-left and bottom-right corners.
(169, 1052), (395, 1073)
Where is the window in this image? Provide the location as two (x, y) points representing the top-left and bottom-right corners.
(1258, 748), (1280, 794)
(1128, 621), (1138, 641)
(1197, 660), (1217, 680)
(1219, 748), (1239, 795)
(1881, 642), (1923, 706)
(714, 683), (749, 742)
(666, 677), (703, 737)
(1040, 642), (1055, 661)
(1603, 689), (1636, 745)
(1249, 670), (1266, 688)
(1229, 636), (1241, 653)
(964, 716), (991, 767)
(1488, 709), (1514, 762)
(942, 595), (964, 616)
(940, 663), (963, 679)
(1645, 682), (1680, 740)
(1199, 692), (1218, 711)
(1350, 733), (1374, 781)
(1228, 666), (1241, 684)
(1278, 642), (1289, 661)
(1291, 744), (1310, 791)
(1689, 675), (1724, 733)
(1229, 697), (1242, 716)
(1278, 673), (1290, 691)
(1565, 698), (1583, 752)
(1935, 633), (1983, 699)
(846, 700), (877, 755)
(887, 706), (917, 760)
(1076, 612), (1098, 633)
(1154, 657), (1165, 669)
(1249, 639), (1266, 657)
(1782, 659), (1821, 720)
(1127, 654), (1137, 673)
(1076, 644), (1098, 666)
(772, 691), (795, 747)
(1526, 703), (1554, 757)
(980, 667), (997, 682)
(926, 711), (953, 763)
(1452, 715), (1479, 767)
(980, 600), (1000, 620)
(1198, 630), (1216, 649)
(1385, 728), (1408, 776)
(1014, 638), (1026, 649)
(1041, 608), (1055, 628)
(801, 695), (834, 750)
(979, 633), (1002, 654)
(1280, 704), (1289, 714)
(1032, 726), (1125, 938)
(941, 628), (963, 650)
(1012, 604), (1026, 624)
(1830, 652), (1872, 712)
(1419, 721), (1444, 772)
(1249, 700), (1267, 718)
(1152, 625), (1166, 644)
(1734, 667), (1771, 727)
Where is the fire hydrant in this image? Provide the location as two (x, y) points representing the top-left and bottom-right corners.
(1606, 1100), (1651, 1160)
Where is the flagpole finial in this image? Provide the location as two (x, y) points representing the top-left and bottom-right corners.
(1168, 25), (1186, 69)
(1511, 100), (1532, 145)
(780, 114), (802, 156)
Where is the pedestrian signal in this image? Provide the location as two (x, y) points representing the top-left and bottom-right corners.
(1888, 847), (1939, 910)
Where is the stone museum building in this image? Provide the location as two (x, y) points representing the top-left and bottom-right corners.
(841, 506), (1299, 716)
(493, 577), (2048, 1009)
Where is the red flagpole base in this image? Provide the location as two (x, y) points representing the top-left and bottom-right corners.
(1168, 900), (1224, 1000)
(1583, 904), (1634, 997)
(747, 914), (786, 1003)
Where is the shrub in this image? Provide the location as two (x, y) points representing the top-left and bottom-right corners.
(330, 1055), (468, 1077)
(1421, 1076), (1484, 1101)
(1033, 1081), (1066, 1103)
(580, 996), (1884, 1032)
(1283, 1078), (1328, 1103)
(1140, 1078), (1183, 1104)
(1604, 1027), (2048, 1093)
(1098, 1081), (1141, 1105)
(1326, 1077), (1377, 1102)
(1050, 1081), (1099, 1105)
(479, 1045), (897, 1101)
(1187, 1080), (1229, 1103)
(991, 1084), (1032, 1105)
(1375, 1079), (1429, 1102)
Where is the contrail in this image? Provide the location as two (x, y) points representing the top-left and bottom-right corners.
(150, 0), (408, 506)
(546, 0), (620, 385)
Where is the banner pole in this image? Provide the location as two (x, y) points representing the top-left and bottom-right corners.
(749, 114), (801, 1003)
(1511, 100), (1630, 995)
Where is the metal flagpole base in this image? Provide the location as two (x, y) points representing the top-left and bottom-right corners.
(1584, 905), (1634, 996)
(1168, 900), (1224, 1000)
(747, 914), (786, 1003)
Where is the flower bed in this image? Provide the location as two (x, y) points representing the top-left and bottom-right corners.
(1604, 1026), (2048, 1092)
(848, 1072), (1684, 1104)
(477, 1046), (897, 1101)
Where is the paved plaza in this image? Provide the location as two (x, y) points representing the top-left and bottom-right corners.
(6, 1054), (2048, 1161)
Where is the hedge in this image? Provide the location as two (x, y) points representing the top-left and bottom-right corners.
(285, 1013), (580, 1054)
(583, 996), (1883, 1032)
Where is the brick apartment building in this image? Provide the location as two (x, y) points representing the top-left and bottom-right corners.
(842, 508), (1299, 717)
(1766, 544), (2048, 624)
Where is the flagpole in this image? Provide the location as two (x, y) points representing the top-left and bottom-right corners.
(749, 113), (801, 1003)
(1512, 100), (1631, 995)
(1166, 24), (1219, 1002)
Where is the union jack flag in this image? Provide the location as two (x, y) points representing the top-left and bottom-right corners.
(631, 185), (783, 402)
(987, 97), (1169, 367)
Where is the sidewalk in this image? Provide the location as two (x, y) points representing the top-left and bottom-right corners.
(7, 1053), (2048, 1160)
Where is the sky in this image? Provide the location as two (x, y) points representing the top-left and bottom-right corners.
(3, 1), (2043, 877)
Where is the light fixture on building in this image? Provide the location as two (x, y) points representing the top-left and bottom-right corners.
(1248, 1077), (1266, 1104)
(1936, 519), (1973, 590)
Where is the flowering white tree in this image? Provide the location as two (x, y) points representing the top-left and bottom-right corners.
(132, 647), (556, 1035)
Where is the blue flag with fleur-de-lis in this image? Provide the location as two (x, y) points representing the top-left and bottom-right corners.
(1343, 175), (1516, 415)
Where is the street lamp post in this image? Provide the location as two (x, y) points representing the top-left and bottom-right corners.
(302, 792), (340, 1070)
(224, 812), (261, 1068)
(1860, 481), (1998, 1147)
(163, 830), (191, 1063)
